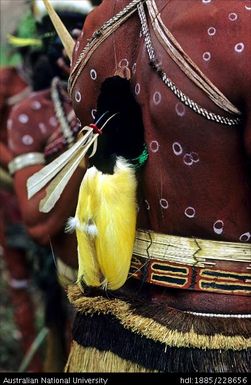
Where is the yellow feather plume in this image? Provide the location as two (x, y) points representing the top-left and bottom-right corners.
(75, 157), (137, 291)
(7, 34), (42, 47)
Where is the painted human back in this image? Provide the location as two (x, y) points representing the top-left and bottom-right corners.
(70, 0), (251, 244)
(64, 2), (251, 372)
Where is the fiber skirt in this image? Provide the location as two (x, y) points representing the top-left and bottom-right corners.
(65, 284), (250, 373)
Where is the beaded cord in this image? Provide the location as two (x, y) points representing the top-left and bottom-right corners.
(51, 77), (75, 146)
(69, 0), (241, 126)
(137, 2), (241, 126)
(185, 311), (251, 319)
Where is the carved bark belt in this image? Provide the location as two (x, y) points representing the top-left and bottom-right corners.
(131, 229), (251, 296)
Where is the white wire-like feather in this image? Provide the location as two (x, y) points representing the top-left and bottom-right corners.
(39, 132), (99, 213)
(27, 127), (94, 199)
(27, 113), (118, 213)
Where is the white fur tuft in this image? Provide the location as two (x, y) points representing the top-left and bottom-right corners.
(101, 279), (108, 291)
(115, 156), (132, 172)
(65, 217), (78, 233)
(84, 223), (98, 237)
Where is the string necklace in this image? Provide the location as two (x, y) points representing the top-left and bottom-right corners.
(51, 77), (75, 147)
(69, 0), (241, 126)
(137, 2), (240, 126)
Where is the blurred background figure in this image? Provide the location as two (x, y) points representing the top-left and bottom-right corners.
(0, 5), (44, 372)
(5, 0), (96, 372)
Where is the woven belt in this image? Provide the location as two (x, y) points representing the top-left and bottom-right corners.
(130, 229), (251, 296)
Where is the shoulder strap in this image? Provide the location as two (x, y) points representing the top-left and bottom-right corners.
(69, 0), (240, 118)
(69, 0), (144, 95)
(146, 0), (240, 116)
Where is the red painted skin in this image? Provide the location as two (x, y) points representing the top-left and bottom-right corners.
(69, 0), (251, 312)
(7, 0), (250, 314)
(6, 31), (87, 286)
(7, 84), (87, 371)
(0, 67), (29, 166)
(0, 67), (42, 371)
(8, 87), (85, 269)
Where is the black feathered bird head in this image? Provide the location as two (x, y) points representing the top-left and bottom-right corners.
(90, 76), (146, 174)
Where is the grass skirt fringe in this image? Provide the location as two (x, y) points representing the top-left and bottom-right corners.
(65, 342), (153, 372)
(66, 285), (251, 373)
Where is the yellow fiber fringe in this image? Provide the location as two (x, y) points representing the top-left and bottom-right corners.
(76, 158), (137, 290)
(65, 341), (154, 373)
(68, 285), (251, 351)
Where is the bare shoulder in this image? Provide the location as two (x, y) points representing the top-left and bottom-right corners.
(8, 88), (51, 130)
(73, 0), (128, 58)
(166, 0), (251, 110)
(0, 66), (17, 81)
(9, 89), (50, 114)
(8, 89), (51, 156)
(0, 67), (22, 98)
(77, 0), (114, 41)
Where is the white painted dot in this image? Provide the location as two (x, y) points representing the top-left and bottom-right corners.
(132, 63), (137, 74)
(183, 153), (194, 166)
(75, 40), (80, 51)
(90, 69), (97, 80)
(213, 220), (224, 235)
(74, 119), (81, 132)
(160, 199), (169, 209)
(208, 27), (216, 36)
(38, 122), (47, 134)
(184, 207), (196, 218)
(203, 52), (211, 61)
(7, 119), (13, 130)
(145, 199), (150, 210)
(135, 83), (141, 95)
(153, 91), (161, 105)
(22, 134), (34, 145)
(234, 42), (245, 53)
(119, 58), (129, 67)
(202, 0), (212, 3)
(228, 12), (238, 21)
(75, 91), (82, 103)
(18, 114), (29, 124)
(150, 140), (160, 153)
(49, 116), (57, 127)
(190, 152), (200, 163)
(31, 100), (42, 110)
(91, 109), (97, 120)
(245, 5), (251, 11)
(239, 232), (251, 242)
(175, 102), (186, 117)
(172, 142), (183, 156)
